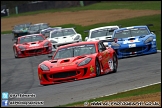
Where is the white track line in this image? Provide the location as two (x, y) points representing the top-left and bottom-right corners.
(157, 50), (161, 52)
(92, 82), (161, 99)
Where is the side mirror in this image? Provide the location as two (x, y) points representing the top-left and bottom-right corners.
(151, 31), (155, 33)
(48, 54), (53, 59)
(45, 36), (49, 38)
(100, 47), (106, 51)
(12, 39), (17, 44)
(85, 37), (88, 41)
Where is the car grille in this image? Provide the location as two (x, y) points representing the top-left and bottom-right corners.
(26, 48), (44, 54)
(120, 46), (147, 53)
(50, 71), (77, 78)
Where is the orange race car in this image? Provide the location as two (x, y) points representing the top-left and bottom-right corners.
(38, 40), (118, 86)
(13, 34), (52, 58)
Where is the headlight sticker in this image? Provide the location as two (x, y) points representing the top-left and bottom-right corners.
(90, 65), (94, 72)
(108, 59), (113, 70)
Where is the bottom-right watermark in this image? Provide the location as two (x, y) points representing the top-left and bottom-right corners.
(84, 101), (161, 107)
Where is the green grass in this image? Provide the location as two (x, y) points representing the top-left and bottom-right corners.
(1, 30), (11, 34)
(1, 1), (160, 19)
(56, 83), (161, 107)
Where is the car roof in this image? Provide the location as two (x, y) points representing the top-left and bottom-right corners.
(50, 28), (75, 33)
(58, 41), (100, 49)
(89, 26), (119, 32)
(114, 25), (148, 31)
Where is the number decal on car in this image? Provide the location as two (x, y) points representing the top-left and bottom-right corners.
(129, 44), (136, 48)
(108, 59), (113, 70)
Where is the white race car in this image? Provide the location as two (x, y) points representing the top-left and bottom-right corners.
(47, 28), (82, 51)
(85, 26), (120, 46)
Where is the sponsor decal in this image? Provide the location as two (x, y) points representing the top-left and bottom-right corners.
(108, 59), (113, 70)
(129, 44), (136, 48)
(129, 40), (134, 42)
(90, 65), (94, 72)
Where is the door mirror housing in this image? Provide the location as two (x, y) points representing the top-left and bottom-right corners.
(48, 54), (53, 59)
(85, 37), (88, 41)
(100, 47), (106, 51)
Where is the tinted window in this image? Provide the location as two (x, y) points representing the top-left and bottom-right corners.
(19, 35), (44, 44)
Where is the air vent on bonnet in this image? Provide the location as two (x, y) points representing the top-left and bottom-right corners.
(51, 61), (57, 63)
(31, 42), (36, 44)
(64, 59), (69, 62)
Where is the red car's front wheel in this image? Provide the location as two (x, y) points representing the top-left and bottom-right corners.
(95, 59), (101, 77)
(13, 48), (18, 58)
(112, 54), (117, 73)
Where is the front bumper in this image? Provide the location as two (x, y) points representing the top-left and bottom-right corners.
(38, 64), (96, 85)
(17, 46), (52, 58)
(113, 43), (157, 58)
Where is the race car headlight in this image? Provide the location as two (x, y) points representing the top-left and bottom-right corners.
(78, 57), (92, 66)
(44, 42), (49, 47)
(50, 40), (57, 43)
(40, 64), (50, 71)
(144, 36), (153, 44)
(74, 35), (80, 40)
(18, 46), (26, 51)
(111, 42), (120, 46)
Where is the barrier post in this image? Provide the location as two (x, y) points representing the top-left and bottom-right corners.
(15, 6), (18, 14)
(6, 9), (9, 16)
(80, 1), (84, 7)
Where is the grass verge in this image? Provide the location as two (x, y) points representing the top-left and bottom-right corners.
(56, 83), (161, 107)
(1, 1), (160, 19)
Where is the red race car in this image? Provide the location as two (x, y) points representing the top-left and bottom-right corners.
(13, 34), (52, 58)
(38, 40), (118, 85)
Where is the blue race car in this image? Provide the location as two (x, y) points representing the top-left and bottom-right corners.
(108, 24), (157, 58)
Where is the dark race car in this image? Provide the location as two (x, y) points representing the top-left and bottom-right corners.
(13, 34), (52, 58)
(28, 23), (50, 35)
(12, 23), (31, 40)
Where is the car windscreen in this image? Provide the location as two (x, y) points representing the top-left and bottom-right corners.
(40, 24), (49, 30)
(19, 35), (44, 44)
(14, 24), (30, 30)
(114, 27), (149, 39)
(54, 44), (96, 59)
(51, 29), (76, 38)
(90, 28), (117, 38)
(29, 25), (40, 31)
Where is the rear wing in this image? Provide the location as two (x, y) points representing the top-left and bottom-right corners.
(84, 30), (89, 33)
(12, 38), (17, 42)
(100, 39), (114, 43)
(146, 24), (154, 33)
(84, 25), (122, 33)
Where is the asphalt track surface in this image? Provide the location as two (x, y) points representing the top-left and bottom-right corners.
(1, 34), (161, 107)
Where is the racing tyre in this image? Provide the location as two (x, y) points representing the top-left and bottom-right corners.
(95, 59), (101, 77)
(112, 54), (118, 73)
(13, 48), (18, 58)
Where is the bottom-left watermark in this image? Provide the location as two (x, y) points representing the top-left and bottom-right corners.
(2, 100), (44, 106)
(1, 92), (44, 107)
